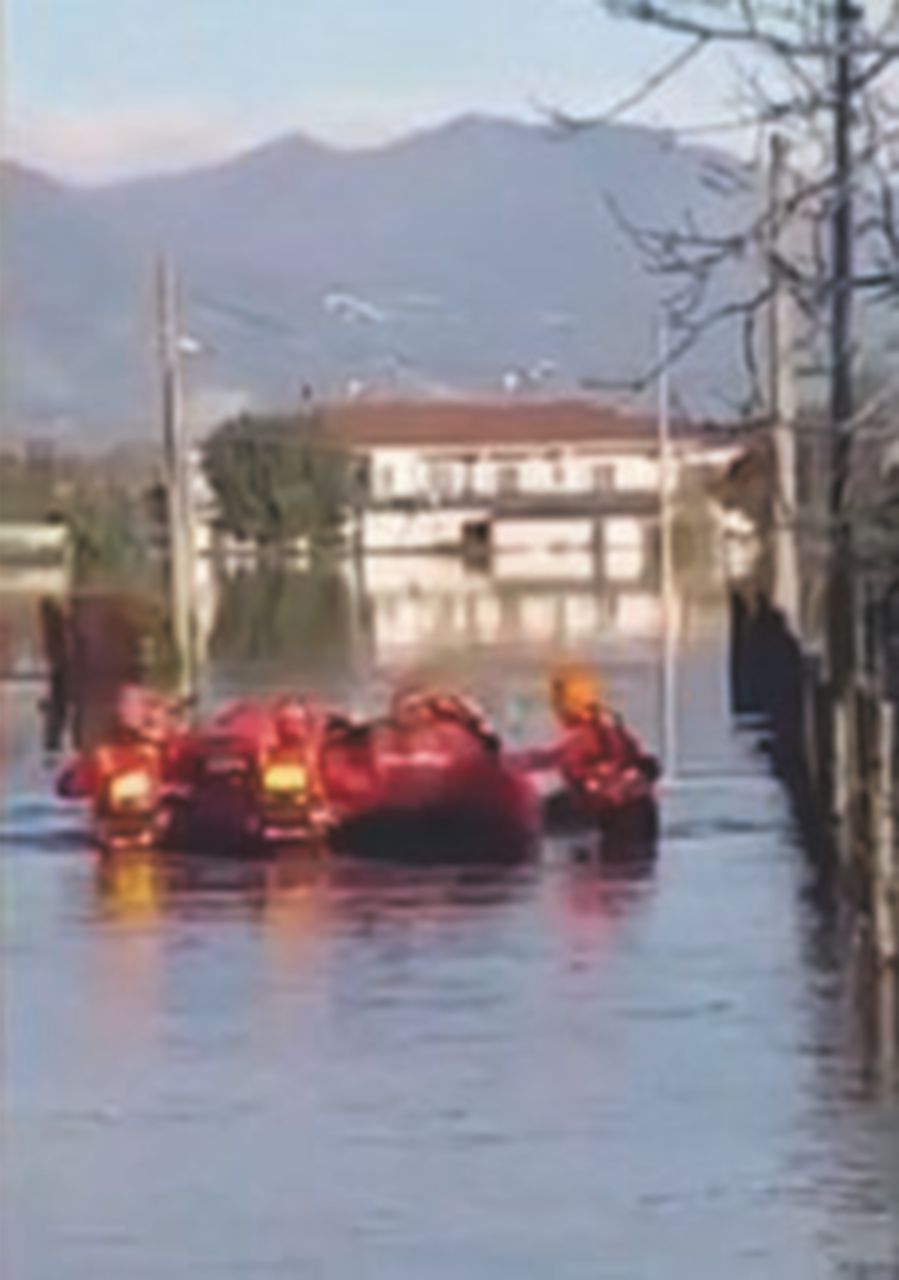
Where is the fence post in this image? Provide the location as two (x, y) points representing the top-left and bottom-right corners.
(833, 691), (851, 838)
(873, 699), (897, 967)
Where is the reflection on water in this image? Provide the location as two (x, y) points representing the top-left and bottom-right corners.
(206, 534), (674, 676)
(357, 548), (666, 660)
(4, 532), (899, 1280)
(27, 522), (714, 735)
(209, 564), (359, 675)
(91, 847), (541, 936)
(95, 849), (165, 924)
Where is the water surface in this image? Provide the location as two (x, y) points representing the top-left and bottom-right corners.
(3, 558), (897, 1278)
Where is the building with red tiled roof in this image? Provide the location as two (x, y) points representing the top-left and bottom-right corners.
(326, 399), (667, 451)
(321, 398), (741, 554)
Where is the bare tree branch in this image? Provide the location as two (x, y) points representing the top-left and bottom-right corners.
(539, 36), (710, 132)
(602, 0), (899, 57)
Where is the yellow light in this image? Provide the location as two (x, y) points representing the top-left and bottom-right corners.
(263, 761), (308, 795)
(108, 770), (155, 809)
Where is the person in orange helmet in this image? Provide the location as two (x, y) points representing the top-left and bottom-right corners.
(517, 665), (659, 800)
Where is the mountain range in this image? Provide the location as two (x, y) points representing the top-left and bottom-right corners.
(4, 114), (760, 446)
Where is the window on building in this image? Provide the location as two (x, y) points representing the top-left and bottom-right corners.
(472, 461), (497, 495)
(429, 461), (456, 498)
(592, 464), (615, 492)
(376, 465), (394, 499)
(497, 464), (519, 496)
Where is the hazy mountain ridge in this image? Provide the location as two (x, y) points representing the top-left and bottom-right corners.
(4, 115), (758, 444)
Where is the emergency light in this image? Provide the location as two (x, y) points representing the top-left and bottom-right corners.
(262, 761), (308, 796)
(108, 770), (156, 810)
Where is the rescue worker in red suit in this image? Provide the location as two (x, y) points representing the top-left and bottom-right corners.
(163, 694), (324, 789)
(517, 667), (659, 813)
(265, 695), (330, 825)
(56, 684), (168, 814)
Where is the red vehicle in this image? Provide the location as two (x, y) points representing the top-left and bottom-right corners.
(319, 691), (539, 862)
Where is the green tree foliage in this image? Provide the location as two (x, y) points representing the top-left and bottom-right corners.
(0, 452), (75, 522)
(0, 447), (159, 586)
(204, 411), (353, 546)
(69, 489), (147, 582)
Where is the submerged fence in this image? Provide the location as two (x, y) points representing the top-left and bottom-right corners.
(730, 586), (898, 966)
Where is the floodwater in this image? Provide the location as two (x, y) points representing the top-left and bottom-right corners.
(2, 549), (898, 1279)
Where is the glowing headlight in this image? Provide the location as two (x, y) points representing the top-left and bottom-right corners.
(108, 770), (155, 809)
(263, 762), (308, 795)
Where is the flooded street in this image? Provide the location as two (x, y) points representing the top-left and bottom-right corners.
(2, 553), (898, 1279)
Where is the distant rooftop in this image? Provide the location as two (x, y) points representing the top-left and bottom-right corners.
(324, 398), (716, 450)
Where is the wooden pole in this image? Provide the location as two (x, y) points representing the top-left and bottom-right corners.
(829, 0), (857, 516)
(826, 0), (860, 699)
(767, 133), (797, 434)
(873, 699), (897, 966)
(156, 256), (196, 698)
(767, 132), (801, 634)
(658, 309), (677, 778)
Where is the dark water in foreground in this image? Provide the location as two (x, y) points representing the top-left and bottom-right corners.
(2, 576), (898, 1279)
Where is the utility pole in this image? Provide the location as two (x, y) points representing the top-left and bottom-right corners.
(830, 0), (857, 493)
(767, 131), (801, 631)
(156, 256), (196, 699)
(657, 309), (677, 779)
(827, 0), (859, 691)
(767, 132), (798, 436)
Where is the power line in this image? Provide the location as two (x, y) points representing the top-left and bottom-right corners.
(192, 293), (310, 341)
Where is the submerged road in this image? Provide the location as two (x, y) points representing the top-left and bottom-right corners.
(2, 588), (898, 1279)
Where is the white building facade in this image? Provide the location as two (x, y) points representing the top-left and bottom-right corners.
(327, 399), (739, 555)
(369, 446), (662, 507)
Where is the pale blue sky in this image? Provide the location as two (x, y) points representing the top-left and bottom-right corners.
(8, 0), (747, 178)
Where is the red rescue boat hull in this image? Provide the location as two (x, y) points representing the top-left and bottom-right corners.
(321, 723), (539, 862)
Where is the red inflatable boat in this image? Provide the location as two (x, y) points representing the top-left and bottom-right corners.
(319, 702), (539, 862)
